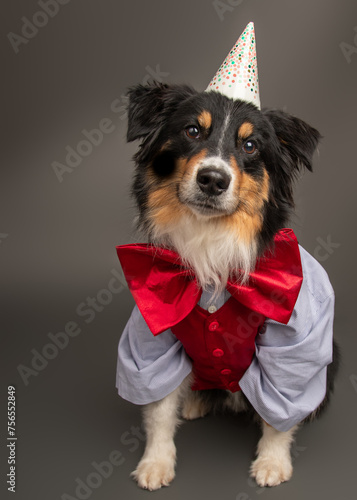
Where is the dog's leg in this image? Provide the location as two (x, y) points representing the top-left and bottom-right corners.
(181, 389), (211, 420)
(131, 376), (191, 491)
(250, 420), (298, 487)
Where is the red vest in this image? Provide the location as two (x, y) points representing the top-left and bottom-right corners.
(116, 229), (303, 394)
(171, 297), (265, 392)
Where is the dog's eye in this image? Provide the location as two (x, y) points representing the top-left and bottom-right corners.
(185, 126), (200, 139)
(243, 140), (257, 154)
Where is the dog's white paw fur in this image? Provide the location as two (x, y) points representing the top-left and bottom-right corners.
(131, 454), (176, 491)
(250, 454), (293, 487)
(132, 380), (191, 490)
(250, 421), (297, 487)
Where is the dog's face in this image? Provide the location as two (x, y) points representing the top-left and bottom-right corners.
(125, 82), (320, 289)
(147, 92), (270, 224)
(126, 82), (320, 250)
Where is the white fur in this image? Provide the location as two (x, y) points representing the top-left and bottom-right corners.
(181, 389), (211, 420)
(217, 112), (232, 153)
(250, 421), (298, 487)
(151, 212), (257, 297)
(134, 131), (294, 490)
(178, 155), (239, 216)
(198, 155), (235, 186)
(131, 375), (191, 490)
(133, 381), (299, 490)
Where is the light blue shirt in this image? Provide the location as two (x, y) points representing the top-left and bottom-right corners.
(116, 245), (334, 432)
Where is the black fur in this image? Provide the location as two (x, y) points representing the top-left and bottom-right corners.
(125, 81), (338, 425)
(126, 81), (321, 252)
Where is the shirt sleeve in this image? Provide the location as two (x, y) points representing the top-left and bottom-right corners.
(239, 246), (335, 432)
(116, 304), (192, 405)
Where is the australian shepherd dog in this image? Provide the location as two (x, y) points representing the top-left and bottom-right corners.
(119, 81), (339, 490)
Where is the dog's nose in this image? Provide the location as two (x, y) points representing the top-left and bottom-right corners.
(196, 167), (231, 196)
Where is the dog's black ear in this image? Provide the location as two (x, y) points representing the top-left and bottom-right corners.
(263, 109), (321, 172)
(126, 81), (195, 142)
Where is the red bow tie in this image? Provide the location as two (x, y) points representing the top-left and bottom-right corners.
(116, 228), (303, 335)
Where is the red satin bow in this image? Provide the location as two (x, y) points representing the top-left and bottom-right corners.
(116, 228), (303, 335)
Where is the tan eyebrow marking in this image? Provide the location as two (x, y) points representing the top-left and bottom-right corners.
(238, 122), (254, 139)
(197, 110), (212, 130)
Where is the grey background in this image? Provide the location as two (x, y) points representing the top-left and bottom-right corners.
(1, 0), (357, 499)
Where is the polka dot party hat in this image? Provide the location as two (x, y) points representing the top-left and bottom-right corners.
(206, 22), (260, 109)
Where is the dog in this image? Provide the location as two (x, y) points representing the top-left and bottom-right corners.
(115, 81), (339, 490)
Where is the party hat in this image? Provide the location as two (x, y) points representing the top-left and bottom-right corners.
(206, 22), (260, 108)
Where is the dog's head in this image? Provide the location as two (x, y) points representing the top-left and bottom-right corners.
(126, 81), (320, 289)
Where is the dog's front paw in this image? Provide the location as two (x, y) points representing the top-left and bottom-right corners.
(250, 454), (293, 487)
(131, 456), (176, 491)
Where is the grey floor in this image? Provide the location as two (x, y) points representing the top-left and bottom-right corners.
(2, 1), (357, 499)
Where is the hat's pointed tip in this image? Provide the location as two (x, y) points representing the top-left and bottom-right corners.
(205, 21), (260, 108)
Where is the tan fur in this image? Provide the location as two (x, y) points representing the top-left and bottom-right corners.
(130, 110), (302, 492)
(159, 139), (172, 151)
(147, 150), (208, 229)
(224, 211), (263, 247)
(225, 156), (270, 245)
(147, 152), (270, 291)
(178, 149), (209, 183)
(197, 110), (212, 130)
(238, 121), (254, 139)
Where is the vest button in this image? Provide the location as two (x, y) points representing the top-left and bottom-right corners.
(212, 348), (224, 357)
(208, 321), (219, 331)
(221, 368), (232, 375)
(228, 381), (239, 390)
